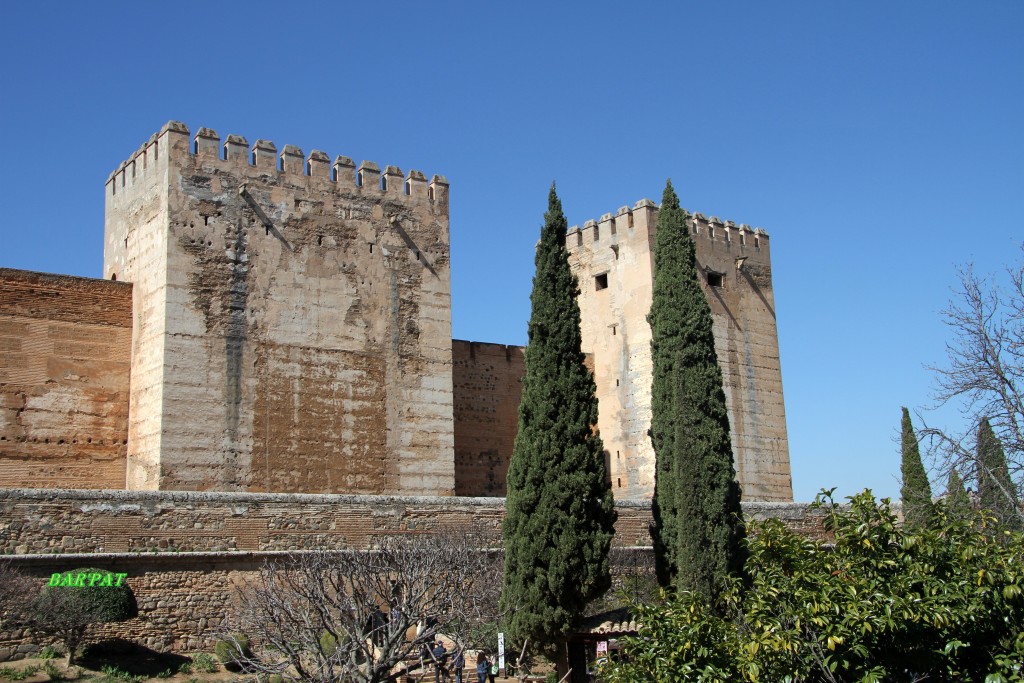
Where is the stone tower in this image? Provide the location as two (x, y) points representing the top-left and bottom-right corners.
(104, 122), (454, 495)
(567, 200), (792, 501)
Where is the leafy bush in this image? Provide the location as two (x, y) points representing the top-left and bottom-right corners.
(602, 490), (1024, 682)
(0, 665), (41, 681)
(42, 661), (63, 681)
(215, 634), (252, 672)
(38, 645), (61, 660)
(190, 652), (217, 673)
(319, 630), (337, 657)
(29, 568), (137, 665)
(544, 672), (558, 683)
(97, 665), (144, 683)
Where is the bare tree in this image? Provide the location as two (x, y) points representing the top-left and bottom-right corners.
(923, 248), (1024, 525)
(220, 532), (504, 683)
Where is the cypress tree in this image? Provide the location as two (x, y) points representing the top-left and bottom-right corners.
(500, 184), (617, 656)
(946, 468), (971, 517)
(899, 407), (934, 528)
(977, 417), (1020, 527)
(647, 179), (745, 599)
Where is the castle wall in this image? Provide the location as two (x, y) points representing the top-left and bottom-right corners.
(567, 201), (792, 502)
(0, 270), (131, 489)
(452, 340), (524, 496)
(0, 488), (826, 657)
(104, 123), (454, 495)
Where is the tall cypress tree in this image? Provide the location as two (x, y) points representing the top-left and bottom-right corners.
(500, 184), (617, 656)
(900, 407), (934, 528)
(647, 180), (745, 599)
(946, 468), (971, 517)
(977, 417), (1020, 527)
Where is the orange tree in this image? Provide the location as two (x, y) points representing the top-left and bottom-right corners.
(602, 491), (1024, 682)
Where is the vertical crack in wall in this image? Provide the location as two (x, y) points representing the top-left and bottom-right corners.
(223, 216), (249, 488)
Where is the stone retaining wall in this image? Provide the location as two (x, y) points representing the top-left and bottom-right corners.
(0, 489), (828, 658)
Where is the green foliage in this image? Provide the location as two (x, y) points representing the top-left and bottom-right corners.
(189, 652), (217, 673)
(978, 417), (1021, 528)
(947, 468), (972, 516)
(215, 634), (252, 672)
(900, 407), (934, 528)
(97, 665), (144, 683)
(647, 179), (745, 597)
(31, 568), (137, 665)
(602, 490), (1024, 682)
(0, 665), (41, 681)
(38, 645), (61, 660)
(544, 671), (558, 683)
(318, 630), (337, 657)
(500, 184), (617, 654)
(42, 661), (63, 682)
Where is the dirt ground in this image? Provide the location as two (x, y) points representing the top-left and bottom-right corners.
(0, 649), (528, 683)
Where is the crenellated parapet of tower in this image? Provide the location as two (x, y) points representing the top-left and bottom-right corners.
(566, 198), (769, 256)
(565, 195), (792, 504)
(103, 122), (455, 500)
(106, 121), (449, 206)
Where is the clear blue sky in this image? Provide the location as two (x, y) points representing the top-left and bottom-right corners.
(1, 2), (1020, 502)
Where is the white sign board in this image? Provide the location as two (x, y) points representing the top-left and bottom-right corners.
(497, 632), (505, 671)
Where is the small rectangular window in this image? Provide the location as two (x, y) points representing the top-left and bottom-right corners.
(595, 273), (608, 291)
(707, 272), (724, 288)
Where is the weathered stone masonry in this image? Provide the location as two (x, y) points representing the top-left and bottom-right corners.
(104, 123), (454, 495)
(0, 269), (131, 489)
(0, 488), (826, 656)
(1, 121), (792, 502)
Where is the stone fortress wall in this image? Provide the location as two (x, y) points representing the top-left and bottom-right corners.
(0, 488), (827, 655)
(0, 121), (792, 502)
(104, 122), (454, 495)
(0, 270), (132, 489)
(568, 201), (792, 501)
(0, 121), (802, 658)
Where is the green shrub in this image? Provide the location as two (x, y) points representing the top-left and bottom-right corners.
(215, 634), (252, 672)
(190, 652), (217, 673)
(0, 665), (41, 681)
(319, 631), (337, 657)
(31, 569), (137, 666)
(38, 645), (61, 660)
(97, 665), (144, 683)
(43, 661), (63, 682)
(545, 672), (558, 683)
(602, 491), (1024, 682)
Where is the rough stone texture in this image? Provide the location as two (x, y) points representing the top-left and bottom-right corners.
(104, 123), (453, 495)
(0, 489), (827, 657)
(452, 340), (524, 496)
(1, 123), (791, 503)
(0, 488), (826, 555)
(568, 204), (792, 501)
(0, 269), (131, 489)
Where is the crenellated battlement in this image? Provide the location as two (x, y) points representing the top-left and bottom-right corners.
(106, 121), (449, 205)
(566, 198), (769, 252)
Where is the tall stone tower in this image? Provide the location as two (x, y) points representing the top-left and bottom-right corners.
(104, 122), (454, 495)
(567, 200), (792, 502)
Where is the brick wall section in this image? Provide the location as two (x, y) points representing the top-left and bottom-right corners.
(0, 489), (828, 555)
(0, 489), (828, 658)
(0, 269), (131, 489)
(452, 340), (524, 496)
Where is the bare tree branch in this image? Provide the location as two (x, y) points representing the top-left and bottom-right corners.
(220, 532), (505, 683)
(923, 247), (1024, 525)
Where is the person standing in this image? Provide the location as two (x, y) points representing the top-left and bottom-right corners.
(476, 654), (488, 683)
(488, 656), (497, 683)
(433, 641), (449, 683)
(452, 649), (465, 683)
